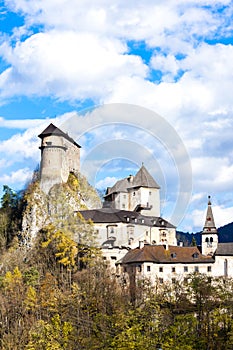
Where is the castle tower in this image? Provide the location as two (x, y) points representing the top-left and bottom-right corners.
(104, 165), (160, 217)
(38, 123), (81, 194)
(201, 196), (218, 256)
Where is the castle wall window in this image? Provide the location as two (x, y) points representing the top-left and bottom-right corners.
(172, 267), (176, 273)
(159, 267), (163, 272)
(184, 266), (188, 272)
(127, 225), (134, 237)
(107, 225), (117, 238)
(207, 266), (212, 272)
(147, 266), (151, 272)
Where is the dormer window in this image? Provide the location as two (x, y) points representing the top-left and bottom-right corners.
(193, 252), (199, 259)
(171, 253), (177, 258)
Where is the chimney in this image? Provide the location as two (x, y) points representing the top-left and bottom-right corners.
(139, 241), (144, 249)
(127, 175), (134, 183)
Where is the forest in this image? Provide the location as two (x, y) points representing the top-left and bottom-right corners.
(0, 183), (233, 350)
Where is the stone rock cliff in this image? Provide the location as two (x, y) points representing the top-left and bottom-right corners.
(21, 172), (102, 244)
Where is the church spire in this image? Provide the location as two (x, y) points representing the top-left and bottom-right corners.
(203, 196), (217, 233)
(201, 196), (218, 256)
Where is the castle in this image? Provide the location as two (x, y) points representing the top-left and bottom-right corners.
(38, 123), (233, 282)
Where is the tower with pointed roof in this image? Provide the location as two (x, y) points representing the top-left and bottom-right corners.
(38, 123), (81, 194)
(104, 165), (161, 216)
(201, 196), (218, 256)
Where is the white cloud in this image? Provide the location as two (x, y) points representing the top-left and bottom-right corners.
(0, 167), (32, 188)
(0, 30), (147, 101)
(95, 176), (119, 190)
(192, 204), (233, 230)
(0, 0), (232, 231)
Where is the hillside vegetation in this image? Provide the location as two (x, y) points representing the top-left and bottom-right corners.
(0, 177), (233, 349)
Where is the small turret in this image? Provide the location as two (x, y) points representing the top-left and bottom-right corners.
(201, 196), (218, 256)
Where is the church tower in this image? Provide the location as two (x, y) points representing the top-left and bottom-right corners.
(38, 123), (81, 194)
(201, 196), (218, 256)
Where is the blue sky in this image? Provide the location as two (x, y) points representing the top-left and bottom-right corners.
(0, 0), (233, 232)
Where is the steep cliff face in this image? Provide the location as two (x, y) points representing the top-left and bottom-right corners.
(22, 172), (102, 243)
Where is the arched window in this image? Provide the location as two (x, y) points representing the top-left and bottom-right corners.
(205, 237), (209, 243)
(210, 237), (213, 243)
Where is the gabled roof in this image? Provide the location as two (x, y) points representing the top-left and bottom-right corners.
(38, 123), (81, 148)
(215, 243), (233, 256)
(105, 165), (160, 196)
(122, 245), (214, 264)
(79, 208), (175, 228)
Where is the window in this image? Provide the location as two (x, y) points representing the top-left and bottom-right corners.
(194, 266), (199, 272)
(184, 266), (188, 272)
(172, 267), (176, 273)
(111, 256), (117, 260)
(147, 266), (151, 272)
(122, 204), (125, 209)
(159, 267), (163, 272)
(207, 266), (212, 272)
(171, 253), (177, 258)
(127, 225), (134, 234)
(107, 225), (117, 237)
(159, 278), (163, 284)
(149, 191), (152, 195)
(138, 265), (142, 272)
(193, 253), (199, 259)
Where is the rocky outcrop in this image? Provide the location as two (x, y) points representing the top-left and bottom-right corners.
(21, 172), (101, 244)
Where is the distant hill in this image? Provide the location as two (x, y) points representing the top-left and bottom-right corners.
(177, 222), (233, 246)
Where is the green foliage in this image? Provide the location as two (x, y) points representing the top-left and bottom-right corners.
(0, 185), (17, 209)
(26, 314), (73, 350)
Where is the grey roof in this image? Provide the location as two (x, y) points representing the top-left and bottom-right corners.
(105, 165), (160, 196)
(133, 165), (160, 189)
(79, 208), (175, 228)
(38, 123), (81, 148)
(215, 243), (233, 256)
(121, 245), (214, 264)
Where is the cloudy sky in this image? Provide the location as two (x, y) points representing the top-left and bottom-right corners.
(0, 0), (232, 232)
